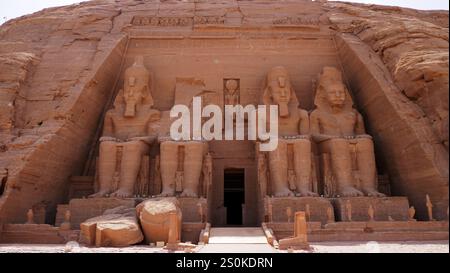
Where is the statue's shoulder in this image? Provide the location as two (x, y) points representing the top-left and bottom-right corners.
(309, 108), (321, 118)
(146, 107), (161, 120)
(297, 108), (309, 118)
(105, 108), (117, 117)
(351, 108), (362, 117)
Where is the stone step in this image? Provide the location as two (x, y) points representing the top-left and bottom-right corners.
(208, 227), (268, 244)
(198, 243), (278, 253)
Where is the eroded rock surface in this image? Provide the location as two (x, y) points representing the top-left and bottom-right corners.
(80, 205), (143, 247)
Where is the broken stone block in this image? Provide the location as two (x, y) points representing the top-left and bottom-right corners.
(80, 206), (143, 247)
(136, 198), (182, 244)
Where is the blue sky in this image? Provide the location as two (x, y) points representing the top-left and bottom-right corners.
(1, 0), (449, 25)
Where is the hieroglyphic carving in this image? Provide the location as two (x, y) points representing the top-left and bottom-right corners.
(194, 16), (226, 25)
(131, 16), (225, 27)
(132, 16), (192, 27)
(273, 16), (320, 25)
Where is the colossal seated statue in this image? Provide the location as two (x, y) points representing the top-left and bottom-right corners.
(157, 78), (211, 198)
(310, 67), (385, 197)
(259, 66), (317, 197)
(89, 56), (160, 198)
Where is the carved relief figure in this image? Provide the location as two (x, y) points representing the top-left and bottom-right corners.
(257, 153), (268, 198)
(202, 153), (213, 198)
(261, 66), (316, 197)
(310, 67), (385, 197)
(224, 79), (240, 106)
(89, 56), (160, 198)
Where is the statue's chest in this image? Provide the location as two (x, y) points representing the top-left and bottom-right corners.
(321, 112), (356, 130)
(278, 112), (300, 128)
(112, 114), (149, 129)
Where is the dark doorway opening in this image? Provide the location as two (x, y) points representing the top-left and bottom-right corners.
(0, 174), (6, 196)
(224, 168), (245, 225)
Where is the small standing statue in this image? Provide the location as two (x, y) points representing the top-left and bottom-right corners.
(153, 155), (162, 195)
(26, 209), (35, 224)
(197, 202), (205, 223)
(426, 194), (435, 221)
(267, 198), (273, 223)
(408, 206), (416, 221)
(286, 207), (293, 223)
(368, 205), (375, 221)
(257, 153), (268, 198)
(345, 200), (352, 222)
(202, 153), (213, 198)
(60, 210), (72, 230)
(305, 204), (311, 222)
(326, 206), (334, 224)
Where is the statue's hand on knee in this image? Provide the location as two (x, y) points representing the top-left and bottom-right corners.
(100, 136), (119, 142)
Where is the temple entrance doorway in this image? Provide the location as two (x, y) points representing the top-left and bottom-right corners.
(224, 168), (245, 226)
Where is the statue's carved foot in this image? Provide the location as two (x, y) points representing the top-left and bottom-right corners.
(110, 189), (133, 198)
(180, 189), (198, 198)
(297, 190), (319, 197)
(158, 190), (175, 197)
(339, 187), (364, 197)
(363, 189), (386, 197)
(88, 190), (110, 198)
(273, 189), (295, 197)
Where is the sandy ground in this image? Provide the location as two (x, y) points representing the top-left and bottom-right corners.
(0, 241), (448, 253)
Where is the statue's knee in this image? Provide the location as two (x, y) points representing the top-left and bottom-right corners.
(184, 141), (203, 150)
(329, 138), (346, 144)
(161, 141), (177, 150)
(122, 141), (143, 152)
(99, 141), (116, 152)
(357, 138), (374, 151)
(329, 138), (349, 151)
(294, 139), (311, 149)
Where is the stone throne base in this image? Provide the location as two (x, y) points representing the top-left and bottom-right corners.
(262, 196), (449, 244)
(264, 197), (334, 225)
(331, 196), (410, 221)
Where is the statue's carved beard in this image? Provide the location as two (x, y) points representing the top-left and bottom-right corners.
(124, 100), (137, 117)
(278, 101), (289, 117)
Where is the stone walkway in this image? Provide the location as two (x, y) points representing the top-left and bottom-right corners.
(198, 227), (278, 253)
(0, 239), (447, 253)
